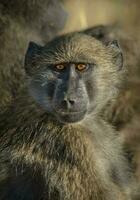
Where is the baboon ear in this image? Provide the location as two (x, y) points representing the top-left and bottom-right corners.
(107, 40), (123, 70)
(24, 42), (43, 75)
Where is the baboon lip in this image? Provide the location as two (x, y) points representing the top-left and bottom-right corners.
(55, 110), (86, 115)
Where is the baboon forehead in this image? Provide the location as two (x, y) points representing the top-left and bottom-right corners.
(42, 33), (109, 64)
(46, 33), (106, 52)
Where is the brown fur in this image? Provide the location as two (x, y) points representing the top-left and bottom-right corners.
(0, 91), (131, 200)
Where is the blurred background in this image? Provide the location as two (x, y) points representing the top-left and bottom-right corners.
(63, 0), (140, 34)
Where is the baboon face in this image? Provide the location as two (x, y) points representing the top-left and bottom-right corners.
(25, 34), (123, 123)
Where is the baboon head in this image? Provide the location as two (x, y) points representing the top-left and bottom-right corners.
(25, 33), (124, 123)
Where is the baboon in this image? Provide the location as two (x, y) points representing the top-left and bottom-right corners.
(0, 0), (67, 111)
(83, 25), (140, 182)
(0, 33), (133, 199)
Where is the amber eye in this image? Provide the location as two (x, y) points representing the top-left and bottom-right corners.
(55, 64), (65, 70)
(76, 63), (87, 71)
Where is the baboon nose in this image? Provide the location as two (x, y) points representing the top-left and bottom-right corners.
(61, 99), (76, 109)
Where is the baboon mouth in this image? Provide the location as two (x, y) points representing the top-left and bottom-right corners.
(55, 110), (87, 123)
(57, 111), (85, 115)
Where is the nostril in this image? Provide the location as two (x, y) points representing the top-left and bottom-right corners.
(68, 99), (75, 105)
(61, 100), (68, 108)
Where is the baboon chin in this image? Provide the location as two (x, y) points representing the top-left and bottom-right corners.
(0, 32), (134, 199)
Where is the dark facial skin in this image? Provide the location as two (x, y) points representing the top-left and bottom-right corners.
(25, 33), (123, 124)
(48, 63), (93, 123)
